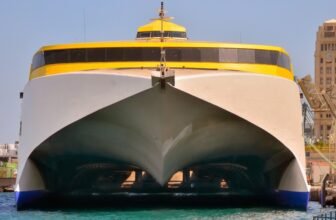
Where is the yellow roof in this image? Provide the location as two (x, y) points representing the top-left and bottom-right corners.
(137, 20), (186, 32)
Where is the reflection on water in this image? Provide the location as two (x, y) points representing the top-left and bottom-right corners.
(1, 192), (334, 219)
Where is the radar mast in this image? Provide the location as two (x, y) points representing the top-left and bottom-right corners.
(158, 1), (168, 77)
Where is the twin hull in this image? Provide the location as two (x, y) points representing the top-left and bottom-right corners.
(16, 70), (309, 209)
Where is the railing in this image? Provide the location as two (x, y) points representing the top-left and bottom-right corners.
(313, 211), (336, 220)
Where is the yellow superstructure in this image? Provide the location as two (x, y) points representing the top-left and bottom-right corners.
(30, 41), (293, 80)
(29, 18), (294, 81)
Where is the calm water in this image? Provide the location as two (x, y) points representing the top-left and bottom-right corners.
(0, 193), (334, 219)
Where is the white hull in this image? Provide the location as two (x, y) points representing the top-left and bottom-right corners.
(16, 70), (309, 209)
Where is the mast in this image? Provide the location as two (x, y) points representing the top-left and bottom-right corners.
(159, 2), (164, 43)
(150, 2), (175, 88)
(159, 1), (167, 77)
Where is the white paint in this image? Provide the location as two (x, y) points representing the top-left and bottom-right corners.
(18, 72), (151, 190)
(17, 70), (308, 194)
(175, 71), (308, 192)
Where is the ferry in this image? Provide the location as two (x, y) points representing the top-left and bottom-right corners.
(16, 3), (309, 210)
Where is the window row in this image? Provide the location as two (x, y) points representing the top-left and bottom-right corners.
(319, 58), (335, 63)
(32, 47), (291, 71)
(319, 67), (336, 74)
(324, 31), (335, 38)
(324, 113), (332, 118)
(321, 43), (336, 51)
(325, 26), (334, 31)
(319, 77), (336, 85)
(320, 124), (332, 131)
(136, 31), (187, 39)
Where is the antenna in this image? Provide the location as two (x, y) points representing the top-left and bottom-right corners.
(83, 9), (87, 41)
(159, 2), (164, 43)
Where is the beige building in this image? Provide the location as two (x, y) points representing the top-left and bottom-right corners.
(314, 19), (336, 142)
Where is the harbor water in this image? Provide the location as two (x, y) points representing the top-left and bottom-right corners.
(1, 193), (334, 219)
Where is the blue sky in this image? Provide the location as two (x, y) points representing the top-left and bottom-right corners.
(0, 0), (335, 143)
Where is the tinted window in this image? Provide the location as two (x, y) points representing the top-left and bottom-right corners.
(151, 32), (161, 37)
(54, 50), (69, 63)
(269, 51), (279, 64)
(219, 48), (238, 63)
(277, 53), (290, 70)
(137, 32), (150, 38)
(142, 48), (160, 61)
(45, 50), (69, 64)
(124, 48), (142, 61)
(166, 48), (182, 60)
(170, 32), (179, 38)
(200, 48), (219, 62)
(255, 50), (278, 65)
(171, 32), (187, 38)
(88, 48), (106, 62)
(106, 48), (124, 61)
(32, 52), (45, 69)
(181, 48), (201, 61)
(70, 49), (86, 62)
(238, 49), (255, 63)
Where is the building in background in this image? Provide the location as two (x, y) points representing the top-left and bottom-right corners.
(0, 142), (17, 190)
(314, 19), (336, 141)
(0, 142), (18, 160)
